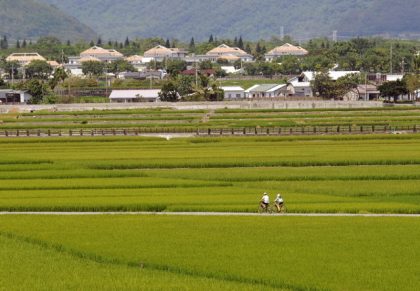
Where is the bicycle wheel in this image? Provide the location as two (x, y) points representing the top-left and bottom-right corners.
(280, 205), (287, 213)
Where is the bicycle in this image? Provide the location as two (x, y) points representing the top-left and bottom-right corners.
(257, 202), (287, 214)
(258, 202), (272, 214)
(273, 203), (287, 214)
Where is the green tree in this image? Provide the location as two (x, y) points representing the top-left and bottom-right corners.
(0, 61), (20, 79)
(49, 67), (68, 89)
(189, 37), (195, 52)
(1, 35), (8, 49)
(106, 60), (136, 74)
(177, 75), (194, 97)
(378, 80), (409, 101)
(311, 72), (338, 99)
(25, 60), (53, 79)
(16, 79), (48, 104)
(82, 61), (105, 76)
(166, 60), (187, 76)
(404, 74), (420, 99)
(238, 36), (244, 49)
(159, 80), (179, 102)
(199, 60), (213, 70)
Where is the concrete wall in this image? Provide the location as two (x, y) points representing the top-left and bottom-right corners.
(0, 100), (395, 113)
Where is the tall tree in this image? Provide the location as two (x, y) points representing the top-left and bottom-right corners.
(165, 38), (171, 48)
(208, 34), (214, 43)
(124, 37), (130, 47)
(238, 36), (244, 49)
(189, 37), (195, 52)
(97, 37), (102, 46)
(16, 40), (21, 49)
(1, 36), (8, 49)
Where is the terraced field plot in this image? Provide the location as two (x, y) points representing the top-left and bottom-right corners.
(1, 135), (420, 213)
(1, 107), (420, 131)
(1, 215), (419, 290)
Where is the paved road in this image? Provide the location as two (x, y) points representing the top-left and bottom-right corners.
(0, 212), (419, 217)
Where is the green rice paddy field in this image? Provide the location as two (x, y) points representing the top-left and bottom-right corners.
(1, 130), (420, 290)
(1, 134), (420, 213)
(1, 107), (420, 130)
(0, 215), (419, 290)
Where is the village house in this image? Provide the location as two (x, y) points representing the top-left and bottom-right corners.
(143, 45), (188, 62)
(79, 46), (124, 62)
(288, 71), (360, 97)
(6, 52), (46, 66)
(0, 89), (32, 104)
(367, 73), (404, 84)
(109, 89), (161, 103)
(65, 46), (124, 75)
(245, 84), (288, 98)
(265, 43), (308, 61)
(220, 86), (245, 99)
(187, 44), (253, 63)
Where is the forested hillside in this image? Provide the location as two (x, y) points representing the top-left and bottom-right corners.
(0, 0), (96, 41)
(40, 0), (420, 41)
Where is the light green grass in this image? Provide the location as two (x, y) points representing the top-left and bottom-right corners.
(0, 233), (265, 291)
(0, 215), (419, 290)
(0, 135), (420, 213)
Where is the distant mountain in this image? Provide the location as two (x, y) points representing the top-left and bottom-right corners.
(0, 0), (96, 41)
(38, 0), (420, 41)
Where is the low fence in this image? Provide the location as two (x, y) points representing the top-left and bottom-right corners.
(0, 125), (419, 138)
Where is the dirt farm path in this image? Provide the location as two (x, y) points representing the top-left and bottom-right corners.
(0, 212), (419, 217)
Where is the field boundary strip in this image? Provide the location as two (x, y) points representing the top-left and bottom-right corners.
(1, 212), (420, 217)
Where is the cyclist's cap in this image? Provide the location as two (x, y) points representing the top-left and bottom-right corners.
(263, 192), (267, 195)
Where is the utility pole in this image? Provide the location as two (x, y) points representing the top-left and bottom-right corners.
(390, 44), (393, 74)
(401, 57), (406, 74)
(11, 64), (14, 85)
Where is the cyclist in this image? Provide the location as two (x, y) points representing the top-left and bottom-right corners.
(260, 192), (270, 211)
(274, 193), (284, 212)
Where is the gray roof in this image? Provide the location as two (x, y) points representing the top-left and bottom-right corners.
(248, 84), (282, 92)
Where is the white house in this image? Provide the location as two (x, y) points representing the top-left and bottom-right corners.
(109, 89), (161, 103)
(220, 86), (245, 99)
(0, 89), (32, 103)
(187, 44), (253, 63)
(288, 71), (360, 97)
(143, 45), (188, 62)
(245, 84), (288, 98)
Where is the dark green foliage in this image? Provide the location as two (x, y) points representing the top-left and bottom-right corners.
(82, 61), (105, 76)
(159, 80), (179, 102)
(25, 60), (53, 80)
(378, 80), (409, 101)
(106, 60), (136, 74)
(15, 79), (49, 104)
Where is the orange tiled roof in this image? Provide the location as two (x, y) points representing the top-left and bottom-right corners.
(6, 52), (46, 63)
(207, 44), (248, 56)
(267, 43), (308, 55)
(80, 46), (123, 57)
